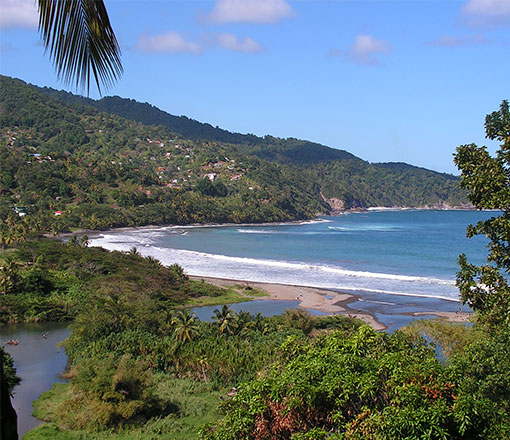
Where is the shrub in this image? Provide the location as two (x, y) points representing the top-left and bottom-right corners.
(57, 354), (174, 430)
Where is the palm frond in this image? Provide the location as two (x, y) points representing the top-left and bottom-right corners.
(38, 0), (123, 95)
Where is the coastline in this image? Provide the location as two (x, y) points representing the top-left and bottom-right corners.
(70, 211), (476, 332)
(53, 206), (483, 240)
(190, 276), (471, 332)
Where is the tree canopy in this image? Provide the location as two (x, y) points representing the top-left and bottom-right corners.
(454, 99), (510, 328)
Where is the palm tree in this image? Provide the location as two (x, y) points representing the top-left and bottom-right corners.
(127, 247), (141, 257)
(235, 310), (252, 335)
(198, 355), (208, 383)
(0, 257), (19, 295)
(212, 305), (238, 337)
(283, 308), (314, 335)
(246, 312), (265, 333)
(171, 310), (199, 343)
(11, 224), (27, 246)
(0, 226), (14, 252)
(38, 0), (123, 94)
(145, 255), (162, 268)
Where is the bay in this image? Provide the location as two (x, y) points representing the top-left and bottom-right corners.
(89, 210), (494, 301)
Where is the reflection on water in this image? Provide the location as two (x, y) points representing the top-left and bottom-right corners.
(0, 322), (70, 437)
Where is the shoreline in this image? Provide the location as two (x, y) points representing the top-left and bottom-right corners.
(190, 276), (471, 332)
(53, 207), (482, 240)
(68, 213), (474, 332)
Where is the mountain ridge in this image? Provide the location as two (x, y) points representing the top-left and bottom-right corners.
(0, 75), (470, 234)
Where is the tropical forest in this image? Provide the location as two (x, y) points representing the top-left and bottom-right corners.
(1, 66), (509, 439)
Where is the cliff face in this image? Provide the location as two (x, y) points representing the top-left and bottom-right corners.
(321, 194), (345, 214)
(321, 192), (475, 215)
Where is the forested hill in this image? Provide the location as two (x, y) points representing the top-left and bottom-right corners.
(35, 84), (360, 166)
(0, 75), (469, 234)
(1, 75), (333, 232)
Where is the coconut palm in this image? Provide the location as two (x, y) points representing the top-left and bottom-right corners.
(38, 0), (123, 94)
(11, 225), (27, 246)
(198, 355), (208, 383)
(212, 305), (238, 337)
(79, 235), (89, 247)
(171, 310), (199, 343)
(246, 312), (265, 333)
(127, 247), (140, 257)
(0, 257), (20, 295)
(145, 255), (162, 268)
(235, 310), (252, 335)
(0, 226), (14, 252)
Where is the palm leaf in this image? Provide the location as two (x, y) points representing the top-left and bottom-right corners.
(38, 0), (123, 95)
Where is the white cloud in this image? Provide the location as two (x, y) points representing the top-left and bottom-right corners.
(208, 0), (294, 24)
(331, 34), (392, 66)
(0, 0), (38, 29)
(463, 0), (510, 16)
(426, 33), (492, 46)
(462, 0), (510, 26)
(136, 32), (201, 54)
(216, 33), (265, 52)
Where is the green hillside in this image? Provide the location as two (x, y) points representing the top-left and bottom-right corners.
(0, 76), (328, 233)
(37, 85), (359, 165)
(34, 77), (467, 207)
(0, 75), (468, 235)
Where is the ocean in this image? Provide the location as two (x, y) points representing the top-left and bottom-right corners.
(88, 210), (493, 303)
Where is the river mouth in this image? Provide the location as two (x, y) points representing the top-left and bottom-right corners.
(0, 322), (70, 437)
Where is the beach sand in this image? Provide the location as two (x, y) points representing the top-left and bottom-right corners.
(69, 229), (471, 331)
(191, 276), (472, 331)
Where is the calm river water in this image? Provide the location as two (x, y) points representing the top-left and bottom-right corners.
(0, 322), (69, 437)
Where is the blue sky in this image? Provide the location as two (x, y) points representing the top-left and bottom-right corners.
(1, 0), (509, 174)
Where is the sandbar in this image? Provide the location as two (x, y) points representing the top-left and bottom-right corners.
(191, 276), (471, 332)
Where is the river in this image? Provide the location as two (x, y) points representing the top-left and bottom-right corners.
(0, 322), (70, 438)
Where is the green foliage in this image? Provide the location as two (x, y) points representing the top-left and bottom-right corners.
(405, 319), (474, 357)
(204, 326), (473, 440)
(454, 99), (510, 328)
(1, 74), (467, 236)
(171, 310), (199, 342)
(449, 326), (510, 439)
(212, 305), (238, 337)
(56, 354), (170, 430)
(9, 240), (364, 437)
(283, 308), (314, 335)
(0, 237), (215, 323)
(0, 346), (21, 393)
(316, 160), (466, 209)
(29, 377), (224, 440)
(0, 256), (21, 295)
(22, 267), (55, 296)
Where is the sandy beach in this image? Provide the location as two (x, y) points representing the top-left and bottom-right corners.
(191, 276), (471, 331)
(78, 224), (473, 332)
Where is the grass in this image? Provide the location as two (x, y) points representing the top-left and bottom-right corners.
(231, 285), (268, 298)
(184, 281), (268, 307)
(25, 376), (225, 440)
(32, 383), (74, 422)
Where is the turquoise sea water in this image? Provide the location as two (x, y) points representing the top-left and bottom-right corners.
(90, 210), (494, 302)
